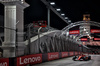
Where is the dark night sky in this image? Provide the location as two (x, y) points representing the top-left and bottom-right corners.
(25, 0), (100, 29)
(0, 0), (100, 29)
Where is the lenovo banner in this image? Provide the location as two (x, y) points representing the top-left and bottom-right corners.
(69, 30), (79, 34)
(91, 29), (100, 33)
(17, 54), (42, 66)
(81, 38), (87, 41)
(61, 52), (68, 58)
(48, 52), (59, 61)
(79, 52), (81, 55)
(94, 38), (100, 41)
(75, 52), (78, 55)
(0, 58), (9, 66)
(69, 52), (74, 56)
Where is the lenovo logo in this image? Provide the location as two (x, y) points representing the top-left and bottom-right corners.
(20, 56), (41, 65)
(49, 54), (58, 59)
(91, 29), (100, 33)
(17, 54), (42, 66)
(69, 30), (79, 34)
(0, 62), (7, 66)
(62, 52), (68, 57)
(0, 58), (9, 66)
(48, 52), (59, 61)
(70, 52), (74, 56)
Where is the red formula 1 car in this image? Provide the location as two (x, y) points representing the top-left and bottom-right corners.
(72, 54), (91, 61)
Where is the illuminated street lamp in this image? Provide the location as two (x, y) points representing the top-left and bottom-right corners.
(65, 17), (68, 19)
(56, 8), (61, 11)
(41, 0), (71, 24)
(61, 13), (65, 16)
(50, 2), (55, 5)
(68, 20), (71, 22)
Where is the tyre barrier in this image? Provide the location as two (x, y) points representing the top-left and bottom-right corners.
(0, 51), (81, 66)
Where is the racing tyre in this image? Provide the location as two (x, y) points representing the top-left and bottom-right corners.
(88, 56), (91, 60)
(83, 56), (87, 61)
(72, 56), (77, 61)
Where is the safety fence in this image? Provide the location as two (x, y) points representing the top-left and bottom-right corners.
(0, 51), (86, 66)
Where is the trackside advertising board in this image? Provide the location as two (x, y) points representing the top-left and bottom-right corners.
(61, 52), (68, 58)
(69, 30), (79, 35)
(17, 54), (42, 66)
(81, 38), (87, 41)
(0, 58), (9, 66)
(91, 29), (100, 33)
(94, 38), (100, 41)
(69, 52), (74, 56)
(48, 52), (59, 61)
(75, 52), (78, 55)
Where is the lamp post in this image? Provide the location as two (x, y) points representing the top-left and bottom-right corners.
(27, 23), (33, 54)
(27, 22), (43, 54)
(47, 8), (50, 29)
(38, 27), (42, 53)
(26, 23), (33, 66)
(47, 1), (55, 29)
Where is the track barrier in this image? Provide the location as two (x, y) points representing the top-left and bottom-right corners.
(0, 51), (83, 66)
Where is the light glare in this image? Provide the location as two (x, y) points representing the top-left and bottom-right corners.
(61, 13), (65, 16)
(56, 8), (61, 11)
(65, 17), (68, 19)
(68, 20), (71, 22)
(50, 2), (55, 5)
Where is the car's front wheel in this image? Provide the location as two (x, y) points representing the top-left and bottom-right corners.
(72, 56), (77, 61)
